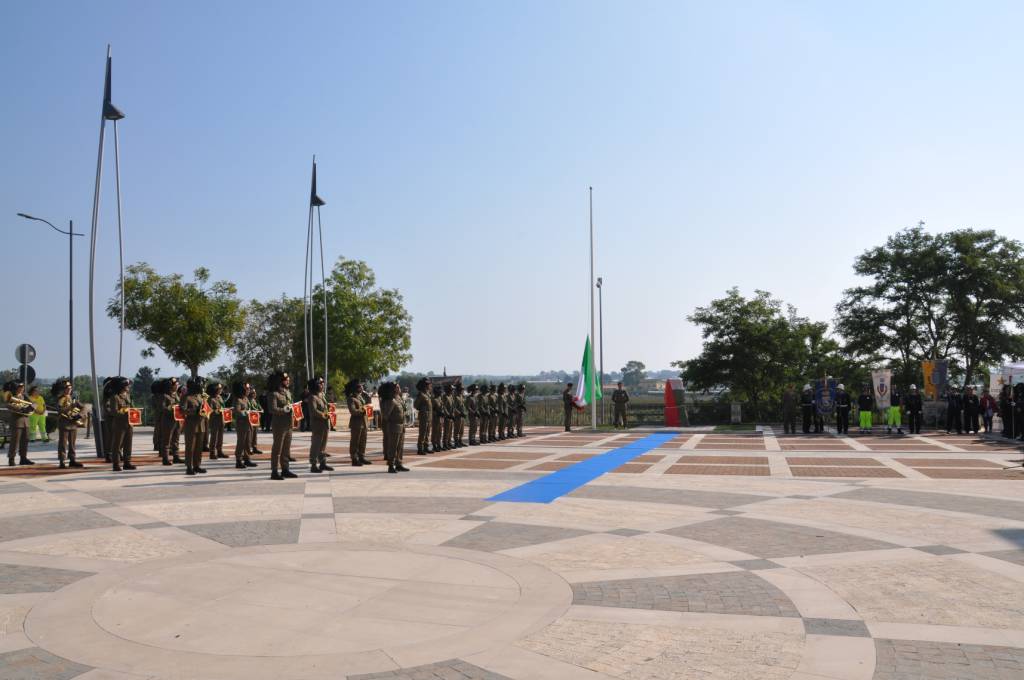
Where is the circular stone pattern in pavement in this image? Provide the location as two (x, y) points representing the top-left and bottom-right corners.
(26, 543), (571, 679)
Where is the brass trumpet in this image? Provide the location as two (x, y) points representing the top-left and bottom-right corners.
(6, 396), (35, 414)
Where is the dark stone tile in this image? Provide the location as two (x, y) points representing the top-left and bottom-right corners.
(442, 522), (590, 552)
(835, 488), (1024, 522)
(0, 563), (93, 594)
(606, 528), (646, 537)
(461, 514), (496, 522)
(873, 638), (1024, 679)
(133, 521), (172, 530)
(985, 549), (1024, 567)
(711, 509), (745, 516)
(0, 482), (39, 495)
(0, 510), (121, 543)
(729, 559), (782, 571)
(803, 618), (870, 637)
(347, 658), (513, 679)
(0, 647), (92, 680)
(333, 496), (489, 515)
(572, 571), (799, 617)
(915, 544), (967, 556)
(660, 516), (898, 558)
(88, 480), (301, 503)
(569, 485), (770, 509)
(301, 513), (334, 519)
(179, 519), (300, 547)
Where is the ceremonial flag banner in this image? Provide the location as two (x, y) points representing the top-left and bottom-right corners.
(222, 409), (233, 424)
(291, 402), (303, 420)
(127, 408), (142, 426)
(815, 378), (836, 416)
(200, 401), (212, 417)
(872, 369), (892, 409)
(173, 404), (185, 422)
(248, 411), (261, 427)
(573, 336), (602, 407)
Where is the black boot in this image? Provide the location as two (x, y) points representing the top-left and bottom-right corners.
(123, 462), (137, 470)
(270, 470), (282, 480)
(195, 466), (207, 474)
(310, 465), (322, 473)
(387, 464), (397, 473)
(186, 467), (196, 476)
(282, 469), (297, 478)
(172, 454), (184, 464)
(59, 461), (67, 469)
(162, 455), (172, 466)
(396, 464), (409, 472)
(20, 457), (35, 465)
(70, 459), (83, 468)
(236, 461), (246, 469)
(360, 457), (372, 465)
(351, 459), (363, 466)
(319, 463), (334, 472)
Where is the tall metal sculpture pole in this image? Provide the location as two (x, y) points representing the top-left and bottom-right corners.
(87, 45), (125, 457)
(303, 157), (326, 383)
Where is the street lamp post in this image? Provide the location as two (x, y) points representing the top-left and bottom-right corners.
(16, 213), (84, 388)
(596, 276), (604, 425)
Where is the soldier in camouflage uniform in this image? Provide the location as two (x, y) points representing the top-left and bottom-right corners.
(487, 384), (498, 442)
(515, 384), (526, 437)
(441, 383), (455, 450)
(430, 385), (444, 452)
(611, 382), (630, 429)
(414, 378), (432, 454)
(453, 382), (467, 447)
(466, 384), (480, 445)
(496, 383), (508, 441)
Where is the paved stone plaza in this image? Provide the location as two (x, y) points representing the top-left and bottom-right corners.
(1, 426), (1022, 679)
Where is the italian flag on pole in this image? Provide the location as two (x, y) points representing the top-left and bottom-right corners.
(573, 336), (602, 407)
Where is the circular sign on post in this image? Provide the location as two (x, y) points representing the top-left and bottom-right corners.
(20, 365), (36, 385)
(15, 343), (36, 364)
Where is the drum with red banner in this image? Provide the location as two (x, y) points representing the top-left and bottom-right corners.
(127, 407), (143, 427)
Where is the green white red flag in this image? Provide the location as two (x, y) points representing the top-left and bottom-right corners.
(573, 336), (602, 407)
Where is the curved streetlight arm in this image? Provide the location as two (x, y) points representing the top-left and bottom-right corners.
(17, 212), (84, 237)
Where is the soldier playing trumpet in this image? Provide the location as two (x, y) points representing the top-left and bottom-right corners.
(52, 379), (84, 468)
(5, 381), (35, 466)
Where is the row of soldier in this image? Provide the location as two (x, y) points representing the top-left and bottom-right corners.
(6, 372), (532, 478)
(412, 378), (527, 454)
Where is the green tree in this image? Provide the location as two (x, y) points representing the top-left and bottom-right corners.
(620, 360), (646, 387)
(229, 295), (306, 388)
(309, 257), (412, 382)
(129, 366), (160, 405)
(835, 226), (951, 388)
(836, 226), (1024, 387)
(111, 264), (246, 379)
(939, 229), (1024, 385)
(676, 289), (807, 418)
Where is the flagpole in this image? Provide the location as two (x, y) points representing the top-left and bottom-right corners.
(589, 186), (597, 431)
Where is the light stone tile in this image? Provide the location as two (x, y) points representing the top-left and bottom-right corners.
(756, 568), (861, 620)
(486, 497), (709, 532)
(795, 634), (874, 680)
(867, 621), (1024, 648)
(125, 495), (304, 524)
(510, 532), (720, 575)
(0, 492), (79, 518)
(334, 515), (477, 546)
(519, 616), (803, 680)
(4, 526), (191, 563)
(329, 477), (513, 498)
(749, 498), (1024, 550)
(297, 517), (337, 544)
(802, 557), (1024, 629)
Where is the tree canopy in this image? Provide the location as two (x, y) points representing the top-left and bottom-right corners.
(836, 226), (1024, 385)
(620, 360), (646, 387)
(308, 257), (413, 383)
(110, 264), (246, 379)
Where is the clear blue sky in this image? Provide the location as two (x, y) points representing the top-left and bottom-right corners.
(3, 1), (1023, 380)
